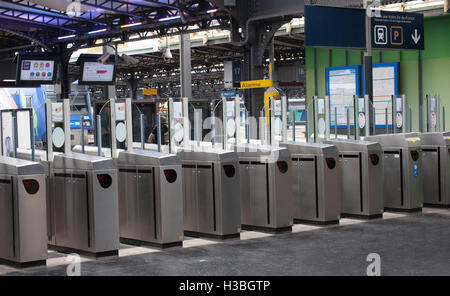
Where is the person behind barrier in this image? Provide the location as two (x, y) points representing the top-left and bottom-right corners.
(147, 115), (168, 144)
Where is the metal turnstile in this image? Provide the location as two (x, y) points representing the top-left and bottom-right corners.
(51, 153), (120, 256)
(365, 133), (423, 212)
(420, 132), (450, 207)
(234, 144), (293, 233)
(325, 140), (384, 218)
(0, 157), (47, 267)
(16, 149), (54, 243)
(280, 142), (341, 224)
(177, 147), (241, 239)
(117, 149), (184, 248)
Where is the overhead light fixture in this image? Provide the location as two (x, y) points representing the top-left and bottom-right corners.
(88, 28), (107, 35)
(286, 22), (293, 35)
(162, 47), (173, 59)
(120, 22), (142, 29)
(58, 34), (76, 40)
(158, 15), (181, 22)
(3, 79), (16, 82)
(162, 37), (172, 59)
(202, 33), (209, 45)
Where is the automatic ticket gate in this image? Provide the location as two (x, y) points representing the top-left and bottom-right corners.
(0, 157), (47, 267)
(420, 132), (450, 207)
(177, 146), (241, 240)
(325, 140), (384, 218)
(117, 150), (184, 248)
(16, 148), (54, 242)
(280, 142), (341, 224)
(51, 153), (120, 256)
(365, 133), (423, 212)
(233, 144), (293, 233)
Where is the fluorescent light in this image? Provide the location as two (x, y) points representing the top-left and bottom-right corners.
(88, 28), (107, 35)
(120, 22), (142, 28)
(3, 79), (16, 82)
(207, 9), (218, 14)
(158, 16), (181, 22)
(58, 34), (76, 40)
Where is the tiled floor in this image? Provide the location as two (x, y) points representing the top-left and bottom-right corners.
(1, 207), (449, 276)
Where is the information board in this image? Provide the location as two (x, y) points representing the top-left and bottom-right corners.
(20, 60), (55, 82)
(16, 53), (57, 85)
(363, 62), (399, 127)
(81, 62), (115, 84)
(326, 66), (360, 128)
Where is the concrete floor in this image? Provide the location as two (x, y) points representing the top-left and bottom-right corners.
(1, 208), (449, 276)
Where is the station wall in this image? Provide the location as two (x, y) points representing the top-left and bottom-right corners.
(306, 14), (450, 132)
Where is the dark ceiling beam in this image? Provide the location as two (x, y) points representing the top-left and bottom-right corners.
(2, 0), (106, 25)
(273, 39), (302, 49)
(53, 12), (228, 44)
(0, 3), (80, 29)
(0, 22), (51, 51)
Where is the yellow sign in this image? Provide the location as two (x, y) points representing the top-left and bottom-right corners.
(143, 88), (158, 96)
(240, 79), (273, 89)
(264, 89), (280, 125)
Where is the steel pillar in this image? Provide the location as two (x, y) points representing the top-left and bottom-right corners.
(180, 34), (192, 98)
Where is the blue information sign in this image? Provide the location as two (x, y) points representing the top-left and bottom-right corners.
(371, 10), (424, 50)
(305, 5), (365, 48)
(305, 5), (424, 50)
(221, 90), (237, 98)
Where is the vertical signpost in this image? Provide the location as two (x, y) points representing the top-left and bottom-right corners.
(364, 0), (374, 135)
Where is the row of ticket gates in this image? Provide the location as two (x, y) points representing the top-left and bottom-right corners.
(0, 98), (449, 268)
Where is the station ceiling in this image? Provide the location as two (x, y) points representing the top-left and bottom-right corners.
(0, 0), (445, 99)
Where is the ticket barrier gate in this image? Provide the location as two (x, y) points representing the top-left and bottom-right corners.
(0, 157), (47, 267)
(16, 148), (54, 242)
(177, 146), (241, 240)
(117, 150), (184, 248)
(51, 153), (120, 256)
(324, 140), (384, 218)
(365, 133), (423, 212)
(280, 142), (341, 224)
(233, 144), (293, 233)
(420, 132), (450, 207)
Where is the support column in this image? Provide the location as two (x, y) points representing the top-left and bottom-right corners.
(125, 75), (139, 100)
(57, 45), (72, 100)
(418, 50), (424, 132)
(103, 44), (116, 99)
(179, 34), (192, 98)
(242, 22), (284, 139)
(364, 2), (374, 135)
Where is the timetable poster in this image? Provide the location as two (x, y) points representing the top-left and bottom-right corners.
(371, 63), (398, 127)
(326, 66), (360, 127)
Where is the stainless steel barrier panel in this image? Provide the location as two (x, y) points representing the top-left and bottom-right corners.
(52, 153), (119, 257)
(420, 132), (450, 207)
(177, 147), (241, 240)
(365, 133), (423, 212)
(233, 144), (293, 233)
(280, 142), (341, 224)
(15, 148), (54, 244)
(0, 157), (47, 267)
(117, 149), (184, 248)
(325, 140), (384, 218)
